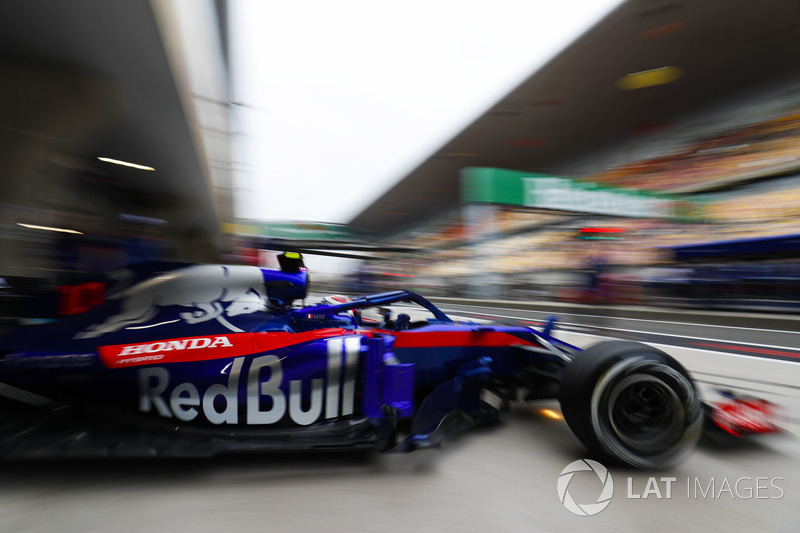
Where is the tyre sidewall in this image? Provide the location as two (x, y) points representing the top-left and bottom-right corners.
(559, 341), (703, 469)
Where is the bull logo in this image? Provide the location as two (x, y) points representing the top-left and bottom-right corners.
(75, 265), (266, 339)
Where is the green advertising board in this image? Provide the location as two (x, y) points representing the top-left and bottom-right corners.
(461, 167), (698, 219)
(225, 221), (355, 241)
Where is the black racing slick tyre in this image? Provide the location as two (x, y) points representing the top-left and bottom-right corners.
(559, 341), (703, 470)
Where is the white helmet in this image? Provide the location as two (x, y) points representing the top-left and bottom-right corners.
(321, 294), (360, 321)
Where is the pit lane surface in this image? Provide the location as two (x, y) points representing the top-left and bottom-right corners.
(2, 304), (799, 532)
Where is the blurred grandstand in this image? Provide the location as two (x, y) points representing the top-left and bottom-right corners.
(337, 0), (800, 313)
(354, 84), (800, 312)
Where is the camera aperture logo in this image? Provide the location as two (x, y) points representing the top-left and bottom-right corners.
(557, 459), (614, 516)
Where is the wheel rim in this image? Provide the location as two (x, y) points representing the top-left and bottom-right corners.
(607, 374), (685, 453)
(590, 356), (702, 469)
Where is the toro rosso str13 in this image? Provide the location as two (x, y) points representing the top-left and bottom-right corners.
(0, 254), (770, 469)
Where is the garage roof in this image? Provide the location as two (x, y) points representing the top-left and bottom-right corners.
(0, 0), (228, 262)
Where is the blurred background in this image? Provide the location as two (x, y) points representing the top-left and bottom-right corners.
(4, 0), (800, 318)
(3, 2), (800, 531)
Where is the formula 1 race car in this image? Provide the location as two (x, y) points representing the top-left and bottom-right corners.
(0, 253), (749, 469)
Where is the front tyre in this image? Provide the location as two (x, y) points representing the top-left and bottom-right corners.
(559, 341), (703, 470)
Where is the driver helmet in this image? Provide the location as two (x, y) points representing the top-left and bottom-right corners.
(321, 294), (360, 321)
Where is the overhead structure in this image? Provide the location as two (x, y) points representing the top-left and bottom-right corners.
(0, 0), (233, 275)
(349, 0), (800, 235)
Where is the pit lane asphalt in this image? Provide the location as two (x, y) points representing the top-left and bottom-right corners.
(1, 300), (799, 532)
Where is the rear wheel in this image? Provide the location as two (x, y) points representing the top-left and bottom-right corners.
(559, 341), (703, 470)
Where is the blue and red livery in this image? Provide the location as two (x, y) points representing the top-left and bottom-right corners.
(0, 253), (767, 469)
